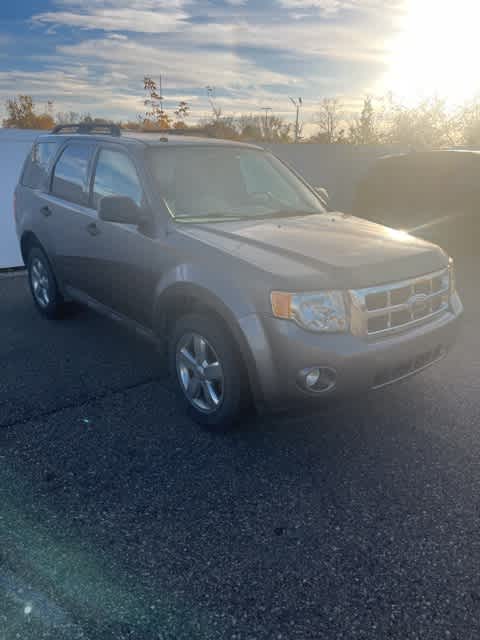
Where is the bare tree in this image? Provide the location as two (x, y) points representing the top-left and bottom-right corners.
(315, 98), (343, 143)
(456, 97), (480, 146)
(386, 96), (457, 148)
(206, 86), (222, 122)
(349, 96), (380, 145)
(143, 76), (171, 128)
(173, 100), (190, 129)
(56, 111), (81, 124)
(3, 95), (55, 129)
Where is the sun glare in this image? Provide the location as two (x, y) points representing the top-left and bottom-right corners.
(383, 0), (480, 105)
(386, 228), (410, 242)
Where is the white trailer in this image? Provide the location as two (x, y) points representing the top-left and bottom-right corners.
(0, 129), (39, 268)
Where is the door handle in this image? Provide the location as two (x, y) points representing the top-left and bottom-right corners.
(40, 205), (52, 217)
(86, 222), (100, 236)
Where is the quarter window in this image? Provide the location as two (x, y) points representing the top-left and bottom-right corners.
(92, 149), (142, 210)
(52, 144), (94, 206)
(22, 142), (58, 189)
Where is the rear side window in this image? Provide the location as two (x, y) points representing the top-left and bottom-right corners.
(92, 149), (142, 209)
(52, 143), (94, 206)
(22, 142), (58, 189)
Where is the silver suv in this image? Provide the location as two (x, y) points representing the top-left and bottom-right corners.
(14, 124), (463, 429)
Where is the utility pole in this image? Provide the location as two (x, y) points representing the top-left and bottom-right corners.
(261, 107), (272, 135)
(289, 97), (303, 143)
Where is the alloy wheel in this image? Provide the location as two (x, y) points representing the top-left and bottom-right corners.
(30, 257), (51, 308)
(176, 332), (225, 413)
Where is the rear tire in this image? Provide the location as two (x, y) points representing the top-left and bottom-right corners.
(27, 247), (65, 319)
(169, 313), (245, 431)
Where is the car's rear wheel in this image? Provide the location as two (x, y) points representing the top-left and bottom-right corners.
(27, 247), (65, 318)
(170, 313), (245, 431)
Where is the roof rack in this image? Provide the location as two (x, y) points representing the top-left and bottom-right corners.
(50, 123), (121, 137)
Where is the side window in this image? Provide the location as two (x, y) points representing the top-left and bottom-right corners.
(22, 142), (58, 189)
(51, 143), (94, 206)
(92, 149), (142, 210)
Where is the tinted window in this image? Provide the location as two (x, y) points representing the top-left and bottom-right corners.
(93, 149), (142, 209)
(22, 142), (58, 189)
(52, 144), (94, 206)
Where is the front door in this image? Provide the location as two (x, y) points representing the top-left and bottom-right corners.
(85, 146), (157, 328)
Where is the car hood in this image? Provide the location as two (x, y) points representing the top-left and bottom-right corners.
(174, 213), (448, 288)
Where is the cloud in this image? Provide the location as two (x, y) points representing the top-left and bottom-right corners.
(32, 0), (190, 33)
(277, 0), (403, 10)
(185, 19), (390, 63)
(8, 0), (408, 122)
(33, 10), (188, 33)
(32, 0), (395, 64)
(57, 36), (294, 89)
(0, 67), (144, 116)
(277, 0), (353, 11)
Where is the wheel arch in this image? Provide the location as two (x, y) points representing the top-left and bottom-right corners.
(20, 230), (43, 265)
(153, 282), (261, 406)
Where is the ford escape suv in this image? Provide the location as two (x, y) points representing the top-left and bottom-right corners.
(15, 124), (463, 429)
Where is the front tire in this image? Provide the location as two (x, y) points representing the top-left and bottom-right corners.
(169, 313), (245, 431)
(27, 247), (65, 318)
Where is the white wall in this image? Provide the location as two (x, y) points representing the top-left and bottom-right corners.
(0, 129), (39, 268)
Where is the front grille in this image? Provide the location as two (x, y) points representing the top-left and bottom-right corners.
(350, 269), (450, 337)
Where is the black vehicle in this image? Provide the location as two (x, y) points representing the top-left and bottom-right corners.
(353, 150), (480, 256)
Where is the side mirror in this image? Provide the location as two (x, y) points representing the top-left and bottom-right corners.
(98, 196), (141, 225)
(315, 186), (329, 206)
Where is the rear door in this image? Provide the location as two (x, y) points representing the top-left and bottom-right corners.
(15, 139), (61, 257)
(42, 141), (97, 291)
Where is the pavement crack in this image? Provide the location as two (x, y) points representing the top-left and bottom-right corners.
(0, 375), (169, 430)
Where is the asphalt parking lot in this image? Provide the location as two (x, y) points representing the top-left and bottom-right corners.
(0, 258), (479, 640)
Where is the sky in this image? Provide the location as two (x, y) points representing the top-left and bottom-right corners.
(0, 0), (479, 127)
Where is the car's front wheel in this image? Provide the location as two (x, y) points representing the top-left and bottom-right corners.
(170, 313), (245, 430)
(27, 247), (65, 318)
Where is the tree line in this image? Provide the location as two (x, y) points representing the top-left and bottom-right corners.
(4, 79), (480, 148)
(312, 94), (480, 148)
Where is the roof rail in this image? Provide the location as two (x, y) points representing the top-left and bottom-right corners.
(50, 123), (121, 137)
(142, 128), (211, 137)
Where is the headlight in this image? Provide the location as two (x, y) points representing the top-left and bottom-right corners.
(448, 258), (456, 295)
(271, 291), (347, 332)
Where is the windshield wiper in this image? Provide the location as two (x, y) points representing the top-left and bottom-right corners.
(175, 213), (243, 221)
(250, 209), (319, 219)
(175, 210), (320, 222)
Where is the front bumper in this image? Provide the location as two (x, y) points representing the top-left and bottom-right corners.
(239, 293), (463, 410)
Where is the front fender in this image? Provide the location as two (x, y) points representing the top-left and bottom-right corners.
(151, 264), (273, 409)
(152, 263), (257, 322)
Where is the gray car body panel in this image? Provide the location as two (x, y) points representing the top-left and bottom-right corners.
(15, 132), (463, 411)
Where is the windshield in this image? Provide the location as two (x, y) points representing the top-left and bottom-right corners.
(148, 146), (325, 220)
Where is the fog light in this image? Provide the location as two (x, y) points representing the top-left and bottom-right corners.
(306, 369), (321, 388)
(298, 366), (337, 394)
